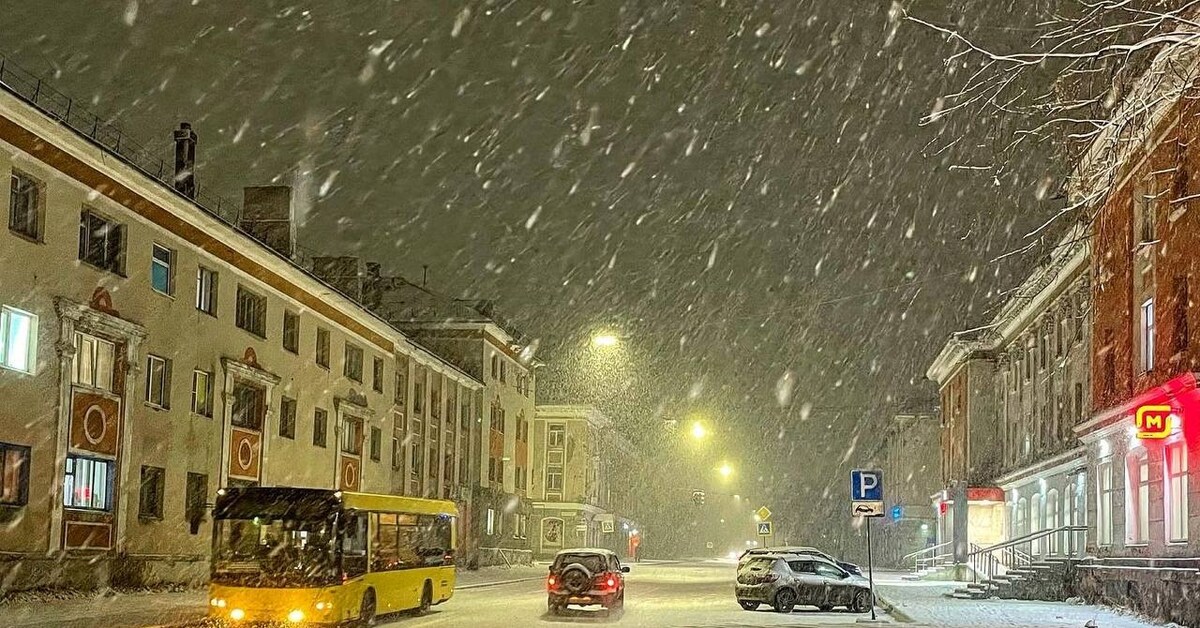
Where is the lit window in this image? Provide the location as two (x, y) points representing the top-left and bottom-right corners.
(1167, 441), (1188, 542)
(486, 508), (496, 536)
(1141, 298), (1155, 372)
(1096, 460), (1113, 546)
(1126, 450), (1150, 544)
(150, 244), (174, 295)
(72, 332), (113, 391)
(63, 455), (112, 511)
(0, 305), (37, 374)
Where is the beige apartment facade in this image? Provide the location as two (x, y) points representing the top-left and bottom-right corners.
(0, 78), (480, 592)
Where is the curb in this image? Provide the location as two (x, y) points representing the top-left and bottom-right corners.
(456, 576), (545, 590)
(874, 592), (914, 624)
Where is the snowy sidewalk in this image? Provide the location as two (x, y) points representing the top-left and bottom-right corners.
(0, 564), (552, 627)
(874, 572), (1168, 628)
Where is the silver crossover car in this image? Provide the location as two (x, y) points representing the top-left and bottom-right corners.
(735, 553), (873, 613)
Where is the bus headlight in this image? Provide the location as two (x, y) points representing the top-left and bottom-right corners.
(287, 609), (305, 623)
(315, 601), (333, 611)
(210, 597), (227, 608)
(229, 608), (246, 621)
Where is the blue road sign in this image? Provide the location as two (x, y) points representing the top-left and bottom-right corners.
(891, 505), (903, 521)
(851, 469), (883, 501)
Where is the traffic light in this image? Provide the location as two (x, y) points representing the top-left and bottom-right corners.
(691, 489), (706, 506)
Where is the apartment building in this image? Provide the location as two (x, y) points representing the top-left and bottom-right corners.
(529, 405), (640, 560)
(0, 63), (480, 592)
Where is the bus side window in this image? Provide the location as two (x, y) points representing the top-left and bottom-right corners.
(341, 511), (368, 578)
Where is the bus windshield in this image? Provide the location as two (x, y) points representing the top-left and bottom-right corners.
(212, 516), (338, 588)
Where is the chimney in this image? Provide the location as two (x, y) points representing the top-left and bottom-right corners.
(172, 122), (197, 198)
(363, 262), (383, 309)
(312, 256), (365, 302)
(240, 186), (295, 258)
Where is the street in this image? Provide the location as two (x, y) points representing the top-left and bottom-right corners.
(392, 561), (883, 627)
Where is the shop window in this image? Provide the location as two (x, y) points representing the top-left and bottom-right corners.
(1096, 459), (1114, 546)
(63, 455), (112, 511)
(1126, 450), (1150, 544)
(1167, 441), (1188, 542)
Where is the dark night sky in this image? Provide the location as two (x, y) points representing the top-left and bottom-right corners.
(1, 1), (1069, 531)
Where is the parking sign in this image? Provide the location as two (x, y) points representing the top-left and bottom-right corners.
(851, 469), (883, 501)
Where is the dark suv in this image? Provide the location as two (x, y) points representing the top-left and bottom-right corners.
(547, 548), (629, 614)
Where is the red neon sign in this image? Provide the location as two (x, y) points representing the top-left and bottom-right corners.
(1135, 404), (1173, 439)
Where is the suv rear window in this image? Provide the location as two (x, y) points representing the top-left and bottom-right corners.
(553, 553), (608, 573)
(742, 557), (776, 571)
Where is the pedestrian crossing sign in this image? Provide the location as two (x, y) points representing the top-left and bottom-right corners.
(756, 521), (773, 536)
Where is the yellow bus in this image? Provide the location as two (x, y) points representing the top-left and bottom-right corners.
(207, 486), (457, 625)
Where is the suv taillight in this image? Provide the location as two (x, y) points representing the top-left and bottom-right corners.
(547, 574), (558, 591)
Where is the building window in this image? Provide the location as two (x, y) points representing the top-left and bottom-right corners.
(1074, 383), (1084, 422)
(1097, 459), (1113, 546)
(500, 360), (507, 384)
(282, 311), (299, 354)
(315, 327), (330, 368)
(411, 437), (422, 474)
(150, 244), (175, 296)
(0, 305), (37, 374)
(72, 332), (113, 391)
(313, 408), (328, 448)
(372, 357), (384, 394)
(413, 381), (425, 415)
(195, 266), (218, 315)
(138, 465), (165, 521)
(145, 354), (171, 408)
(486, 508), (496, 536)
(1174, 276), (1189, 354)
(344, 343), (363, 382)
(394, 366), (407, 406)
(63, 455), (112, 511)
(1140, 298), (1155, 373)
(8, 171), (42, 240)
(1136, 179), (1157, 244)
(1102, 329), (1116, 396)
(490, 354), (499, 379)
(428, 446), (437, 478)
(370, 427), (382, 462)
(548, 424), (565, 448)
(1167, 441), (1188, 542)
(78, 209), (125, 274)
(341, 418), (363, 455)
(235, 286), (267, 338)
(392, 425), (404, 470)
(185, 472), (207, 534)
(1024, 337), (1034, 381)
(1126, 450), (1150, 544)
(191, 369), (213, 418)
(546, 467), (564, 492)
(230, 381), (266, 430)
(279, 396), (297, 439)
(0, 442), (30, 506)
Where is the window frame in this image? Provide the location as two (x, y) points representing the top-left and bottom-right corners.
(138, 465), (166, 521)
(372, 356), (384, 394)
(282, 310), (300, 354)
(0, 305), (38, 375)
(9, 170), (43, 241)
(63, 454), (114, 512)
(191, 369), (213, 418)
(145, 354), (171, 409)
(370, 426), (382, 462)
(1166, 440), (1188, 543)
(315, 327), (331, 369)
(78, 208), (125, 275)
(195, 266), (218, 316)
(150, 243), (175, 296)
(1140, 298), (1156, 373)
(343, 343), (364, 383)
(234, 285), (267, 339)
(1096, 458), (1114, 546)
(71, 331), (114, 391)
(313, 408), (328, 448)
(279, 396), (297, 440)
(1125, 450), (1150, 545)
(0, 441), (31, 506)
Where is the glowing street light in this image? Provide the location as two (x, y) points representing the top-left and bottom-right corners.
(592, 333), (619, 347)
(717, 463), (734, 478)
(691, 421), (707, 440)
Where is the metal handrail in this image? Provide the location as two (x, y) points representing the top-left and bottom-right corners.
(904, 541), (953, 572)
(967, 525), (1088, 584)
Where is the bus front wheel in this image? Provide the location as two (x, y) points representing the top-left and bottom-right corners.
(358, 589), (377, 627)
